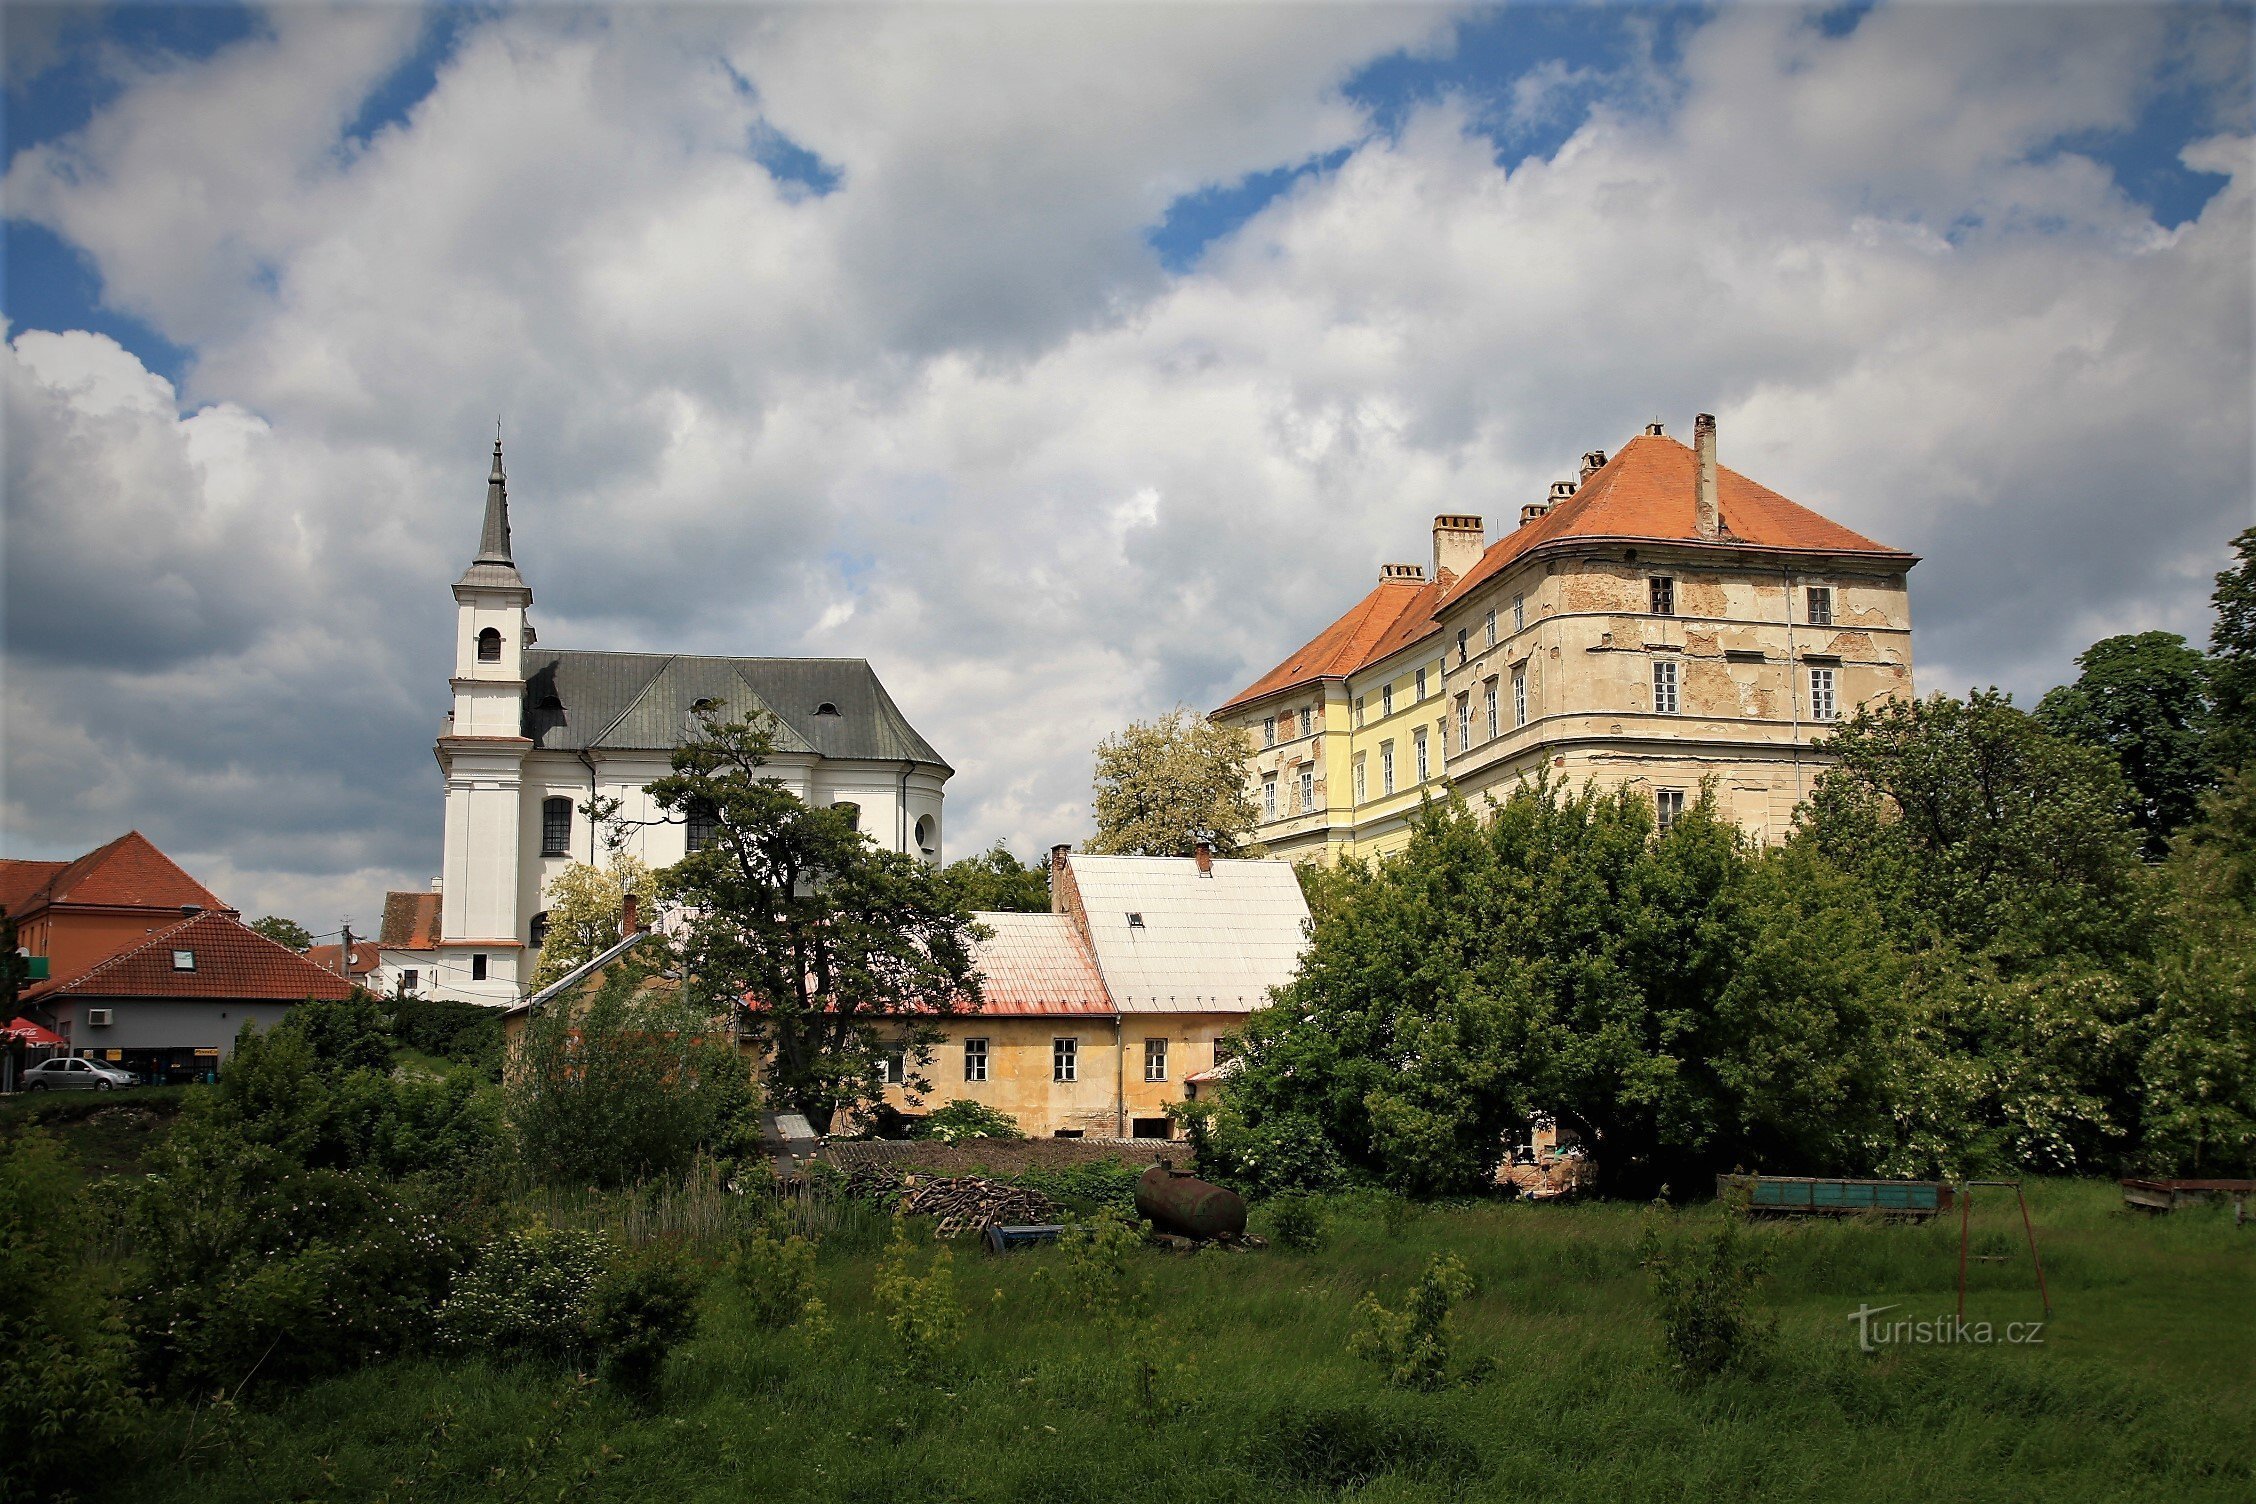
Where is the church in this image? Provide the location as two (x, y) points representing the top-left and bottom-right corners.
(380, 443), (952, 1006)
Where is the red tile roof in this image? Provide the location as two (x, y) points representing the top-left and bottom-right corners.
(379, 891), (443, 949)
(962, 911), (1114, 1016)
(0, 832), (223, 917)
(1441, 432), (1912, 609)
(23, 911), (359, 1004)
(305, 941), (381, 977)
(1216, 571), (1451, 715)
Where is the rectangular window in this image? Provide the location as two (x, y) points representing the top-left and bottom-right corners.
(1053, 1037), (1078, 1084)
(1484, 679), (1499, 739)
(1810, 667), (1837, 722)
(171, 949), (195, 971)
(1262, 715), (1276, 747)
(1354, 695), (1365, 728)
(1455, 693), (1471, 754)
(541, 797), (571, 857)
(1353, 757), (1367, 803)
(686, 799), (719, 853)
(1144, 1037), (1168, 1082)
(1382, 683), (1394, 717)
(1131, 1117), (1172, 1139)
(1263, 776), (1277, 819)
(1414, 728), (1429, 782)
(1455, 628), (1469, 664)
(1808, 586), (1833, 626)
(1653, 659), (1679, 714)
(1513, 593), (1525, 632)
(1485, 609), (1497, 647)
(964, 1037), (989, 1083)
(877, 1048), (907, 1086)
(1298, 767), (1314, 812)
(471, 953), (488, 982)
(1656, 788), (1686, 832)
(1650, 576), (1675, 616)
(1513, 668), (1528, 728)
(1381, 742), (1395, 795)
(401, 969), (419, 993)
(1415, 667), (1427, 702)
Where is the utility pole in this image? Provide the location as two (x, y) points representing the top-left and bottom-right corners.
(339, 920), (353, 980)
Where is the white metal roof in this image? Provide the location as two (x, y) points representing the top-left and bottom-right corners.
(1062, 853), (1311, 1013)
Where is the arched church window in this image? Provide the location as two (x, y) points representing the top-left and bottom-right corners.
(477, 627), (502, 662)
(914, 814), (936, 858)
(686, 797), (719, 854)
(529, 911), (550, 950)
(541, 797), (572, 856)
(833, 801), (860, 832)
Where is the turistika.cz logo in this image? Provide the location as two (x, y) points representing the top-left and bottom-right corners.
(1847, 1303), (2046, 1353)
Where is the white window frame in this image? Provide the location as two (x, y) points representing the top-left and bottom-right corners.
(1381, 742), (1395, 795)
(964, 1037), (989, 1083)
(1144, 1037), (1168, 1083)
(1262, 715), (1276, 747)
(1415, 667), (1427, 702)
(877, 1048), (907, 1086)
(1354, 695), (1365, 728)
(1353, 756), (1367, 803)
(1513, 668), (1528, 728)
(1513, 593), (1525, 632)
(1263, 776), (1277, 819)
(1484, 609), (1497, 647)
(1808, 586), (1833, 627)
(1484, 679), (1499, 739)
(1656, 788), (1686, 832)
(1653, 659), (1679, 715)
(1298, 766), (1314, 813)
(1053, 1037), (1078, 1084)
(1414, 728), (1429, 782)
(1455, 693), (1471, 754)
(1382, 683), (1394, 718)
(1810, 666), (1837, 722)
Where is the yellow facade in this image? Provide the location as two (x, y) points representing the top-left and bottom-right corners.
(872, 1014), (1241, 1139)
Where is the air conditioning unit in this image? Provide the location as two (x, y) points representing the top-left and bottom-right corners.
(88, 1008), (114, 1027)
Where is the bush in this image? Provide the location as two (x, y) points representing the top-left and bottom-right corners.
(589, 1243), (702, 1398)
(912, 1099), (1024, 1142)
(389, 996), (504, 1073)
(1266, 1193), (1326, 1253)
(1348, 1252), (1476, 1391)
(874, 1224), (962, 1378)
(1044, 1208), (1147, 1324)
(1640, 1196), (1776, 1382)
(726, 1229), (819, 1328)
(438, 1222), (615, 1365)
(0, 1134), (141, 1504)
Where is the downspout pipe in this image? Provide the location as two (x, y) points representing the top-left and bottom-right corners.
(1115, 1013), (1126, 1138)
(577, 749), (601, 863)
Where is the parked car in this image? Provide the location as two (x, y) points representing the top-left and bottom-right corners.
(20, 1056), (135, 1092)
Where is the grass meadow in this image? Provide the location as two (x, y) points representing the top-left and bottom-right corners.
(104, 1177), (2251, 1504)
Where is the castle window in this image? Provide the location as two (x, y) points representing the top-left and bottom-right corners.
(1415, 667), (1427, 702)
(1455, 628), (1469, 664)
(401, 969), (418, 993)
(877, 1047), (907, 1086)
(1144, 1038), (1168, 1082)
(1455, 693), (1471, 754)
(1414, 728), (1429, 782)
(1485, 609), (1497, 647)
(1514, 668), (1528, 728)
(1382, 684), (1394, 717)
(1807, 587), (1833, 627)
(1353, 756), (1367, 803)
(1653, 660), (1680, 715)
(1656, 788), (1686, 832)
(1513, 593), (1525, 632)
(1484, 679), (1499, 740)
(1354, 696), (1365, 728)
(686, 798), (719, 853)
(476, 627), (502, 662)
(541, 797), (572, 856)
(1262, 715), (1276, 747)
(1810, 667), (1838, 722)
(1263, 776), (1277, 819)
(1650, 577), (1675, 616)
(1381, 742), (1395, 795)
(1298, 767), (1314, 813)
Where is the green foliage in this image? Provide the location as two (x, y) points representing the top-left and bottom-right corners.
(588, 1242), (702, 1398)
(1045, 1208), (1147, 1323)
(287, 993), (395, 1077)
(528, 854), (654, 991)
(2207, 526), (2256, 773)
(1347, 1251), (1476, 1390)
(247, 915), (314, 950)
(1087, 705), (1261, 857)
(872, 1224), (962, 1379)
(387, 995), (503, 1073)
(1265, 1192), (1326, 1252)
(1639, 1195), (1776, 1382)
(2140, 770), (2256, 1174)
(725, 1229), (819, 1329)
(911, 1098), (1024, 1142)
(438, 1222), (614, 1364)
(931, 842), (1051, 913)
(649, 706), (983, 1134)
(1245, 1404), (1480, 1493)
(2037, 631), (2217, 855)
(0, 1133), (141, 1504)
(1002, 1160), (1145, 1217)
(507, 956), (760, 1189)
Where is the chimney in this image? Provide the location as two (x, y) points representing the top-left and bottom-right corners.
(1549, 480), (1577, 505)
(1431, 514), (1485, 581)
(1644, 420), (1666, 437)
(1379, 562), (1425, 583)
(1693, 413), (1719, 540)
(1193, 840), (1213, 877)
(620, 892), (639, 937)
(1519, 502), (1548, 528)
(1580, 449), (1608, 481)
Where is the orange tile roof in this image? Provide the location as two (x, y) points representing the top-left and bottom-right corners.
(23, 911), (359, 1004)
(1441, 431), (1912, 609)
(379, 891), (443, 949)
(0, 832), (223, 917)
(305, 941), (382, 977)
(959, 911), (1114, 1016)
(0, 861), (69, 917)
(1216, 571), (1451, 715)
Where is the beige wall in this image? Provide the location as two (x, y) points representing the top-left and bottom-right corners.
(875, 1012), (1245, 1138)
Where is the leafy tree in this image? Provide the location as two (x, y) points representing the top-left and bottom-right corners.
(528, 853), (654, 990)
(248, 915), (314, 950)
(650, 706), (984, 1134)
(2036, 631), (2216, 856)
(932, 842), (1050, 913)
(2208, 526), (2256, 773)
(1089, 707), (1261, 857)
(0, 913), (28, 1018)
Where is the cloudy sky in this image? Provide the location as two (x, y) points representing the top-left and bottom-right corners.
(3, 0), (2251, 931)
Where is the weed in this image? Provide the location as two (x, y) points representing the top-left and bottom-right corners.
(1639, 1194), (1776, 1382)
(873, 1225), (962, 1379)
(1267, 1193), (1326, 1252)
(726, 1229), (819, 1329)
(1348, 1252), (1476, 1390)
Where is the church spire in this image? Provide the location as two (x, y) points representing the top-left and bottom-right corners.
(455, 432), (529, 594)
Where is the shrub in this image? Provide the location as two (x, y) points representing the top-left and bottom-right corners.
(0, 1134), (141, 1504)
(389, 996), (504, 1073)
(1266, 1193), (1326, 1253)
(438, 1222), (615, 1365)
(589, 1242), (703, 1398)
(1348, 1252), (1476, 1391)
(873, 1224), (962, 1379)
(912, 1099), (1024, 1142)
(726, 1229), (819, 1328)
(1639, 1196), (1776, 1382)
(1044, 1208), (1147, 1324)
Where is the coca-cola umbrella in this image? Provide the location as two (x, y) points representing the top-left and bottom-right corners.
(2, 1017), (63, 1047)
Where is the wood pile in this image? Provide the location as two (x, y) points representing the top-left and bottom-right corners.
(897, 1176), (1061, 1239)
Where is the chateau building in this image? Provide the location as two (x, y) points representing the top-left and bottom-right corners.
(1214, 416), (1917, 858)
(390, 443), (952, 1005)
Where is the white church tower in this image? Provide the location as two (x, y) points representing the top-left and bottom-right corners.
(434, 439), (535, 1004)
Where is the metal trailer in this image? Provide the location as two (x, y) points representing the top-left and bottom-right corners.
(1717, 1174), (1955, 1219)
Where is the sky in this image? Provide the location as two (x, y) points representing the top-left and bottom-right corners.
(3, 0), (2252, 933)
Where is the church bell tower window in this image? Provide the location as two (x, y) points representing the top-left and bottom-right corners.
(476, 627), (503, 662)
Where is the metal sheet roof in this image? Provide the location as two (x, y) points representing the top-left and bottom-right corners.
(1063, 854), (1310, 1013)
(964, 911), (1113, 1016)
(519, 650), (949, 769)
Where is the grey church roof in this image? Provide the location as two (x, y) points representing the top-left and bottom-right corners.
(520, 650), (950, 769)
(455, 439), (529, 593)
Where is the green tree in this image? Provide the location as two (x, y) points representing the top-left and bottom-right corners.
(528, 853), (654, 990)
(248, 915), (314, 950)
(650, 706), (984, 1134)
(932, 842), (1050, 913)
(2209, 526), (2256, 773)
(2036, 631), (2216, 856)
(1089, 707), (1261, 857)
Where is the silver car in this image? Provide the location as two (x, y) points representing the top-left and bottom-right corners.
(20, 1056), (135, 1092)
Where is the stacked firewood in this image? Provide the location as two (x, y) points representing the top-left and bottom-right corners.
(896, 1176), (1061, 1239)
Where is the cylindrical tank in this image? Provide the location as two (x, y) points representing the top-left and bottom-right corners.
(1135, 1164), (1247, 1241)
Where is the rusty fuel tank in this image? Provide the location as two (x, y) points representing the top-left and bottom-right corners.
(1135, 1164), (1247, 1241)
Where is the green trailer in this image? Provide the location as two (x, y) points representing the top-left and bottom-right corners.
(1718, 1174), (1955, 1219)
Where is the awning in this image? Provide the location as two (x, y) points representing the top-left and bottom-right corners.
(3, 1016), (63, 1047)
